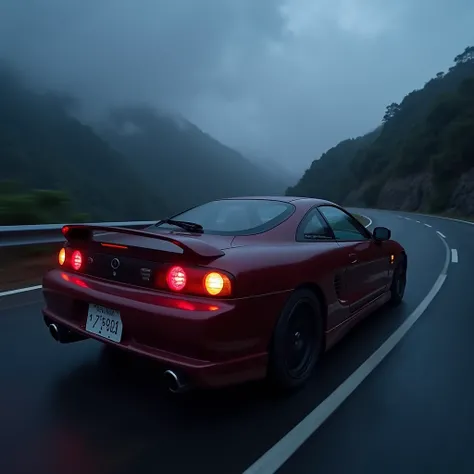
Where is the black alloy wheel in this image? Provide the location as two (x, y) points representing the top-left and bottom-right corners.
(389, 259), (407, 306)
(269, 289), (324, 390)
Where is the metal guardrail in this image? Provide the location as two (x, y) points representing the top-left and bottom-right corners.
(0, 221), (157, 247)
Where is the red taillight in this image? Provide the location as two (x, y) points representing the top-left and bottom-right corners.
(157, 265), (233, 297)
(166, 266), (187, 291)
(71, 250), (83, 271)
(57, 247), (86, 272)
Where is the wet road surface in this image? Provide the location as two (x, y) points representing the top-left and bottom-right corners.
(0, 209), (469, 474)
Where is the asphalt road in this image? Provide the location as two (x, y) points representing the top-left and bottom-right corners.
(0, 209), (471, 474)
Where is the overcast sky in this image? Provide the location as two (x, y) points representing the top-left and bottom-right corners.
(1, 0), (473, 173)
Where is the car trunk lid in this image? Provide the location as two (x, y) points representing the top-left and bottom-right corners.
(61, 225), (233, 288)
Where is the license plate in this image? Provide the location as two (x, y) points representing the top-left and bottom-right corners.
(86, 304), (123, 343)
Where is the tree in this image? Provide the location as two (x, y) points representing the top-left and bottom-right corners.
(454, 46), (474, 65)
(382, 103), (401, 123)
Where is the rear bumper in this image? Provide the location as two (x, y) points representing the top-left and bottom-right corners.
(42, 270), (287, 388)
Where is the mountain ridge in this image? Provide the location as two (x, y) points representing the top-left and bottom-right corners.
(288, 46), (474, 217)
(0, 65), (285, 224)
(99, 105), (286, 214)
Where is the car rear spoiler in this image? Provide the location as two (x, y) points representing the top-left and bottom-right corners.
(62, 224), (225, 259)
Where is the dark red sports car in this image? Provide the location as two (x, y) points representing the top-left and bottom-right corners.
(42, 197), (407, 392)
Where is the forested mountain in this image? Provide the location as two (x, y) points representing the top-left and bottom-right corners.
(0, 66), (168, 224)
(289, 46), (474, 217)
(0, 64), (284, 224)
(287, 128), (381, 204)
(99, 106), (285, 214)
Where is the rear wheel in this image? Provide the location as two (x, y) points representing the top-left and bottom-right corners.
(389, 258), (407, 306)
(268, 289), (324, 391)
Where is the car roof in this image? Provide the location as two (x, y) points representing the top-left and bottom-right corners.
(222, 196), (335, 206)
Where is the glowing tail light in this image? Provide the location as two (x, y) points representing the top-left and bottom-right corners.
(58, 247), (66, 266)
(159, 265), (232, 297)
(166, 266), (187, 291)
(204, 272), (231, 296)
(71, 250), (83, 271)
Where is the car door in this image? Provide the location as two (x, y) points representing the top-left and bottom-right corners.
(317, 205), (388, 312)
(296, 207), (355, 328)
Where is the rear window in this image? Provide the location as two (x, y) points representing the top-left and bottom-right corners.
(153, 199), (295, 235)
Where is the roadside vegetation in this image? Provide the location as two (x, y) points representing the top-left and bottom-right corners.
(0, 180), (88, 225)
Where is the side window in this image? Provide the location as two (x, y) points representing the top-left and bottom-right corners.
(318, 206), (369, 241)
(297, 208), (334, 241)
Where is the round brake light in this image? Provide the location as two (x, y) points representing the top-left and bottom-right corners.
(58, 247), (66, 266)
(71, 250), (83, 271)
(167, 266), (187, 291)
(204, 272), (225, 296)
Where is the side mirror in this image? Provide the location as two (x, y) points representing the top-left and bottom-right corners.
(373, 226), (391, 242)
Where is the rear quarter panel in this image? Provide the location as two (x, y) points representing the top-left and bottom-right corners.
(213, 242), (351, 332)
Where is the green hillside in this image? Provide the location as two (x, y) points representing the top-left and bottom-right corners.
(289, 46), (474, 217)
(0, 66), (168, 224)
(0, 64), (284, 225)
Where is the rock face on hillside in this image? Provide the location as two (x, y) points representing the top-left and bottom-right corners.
(344, 168), (474, 216)
(289, 46), (474, 217)
(450, 168), (474, 215)
(376, 173), (433, 211)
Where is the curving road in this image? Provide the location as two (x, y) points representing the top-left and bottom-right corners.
(1, 209), (473, 474)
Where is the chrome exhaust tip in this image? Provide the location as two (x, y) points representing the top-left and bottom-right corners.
(49, 323), (60, 341)
(163, 369), (188, 394)
(47, 322), (87, 344)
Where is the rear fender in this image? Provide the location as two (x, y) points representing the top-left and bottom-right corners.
(220, 246), (340, 302)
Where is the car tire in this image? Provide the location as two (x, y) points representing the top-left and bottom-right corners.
(389, 258), (407, 306)
(268, 288), (324, 391)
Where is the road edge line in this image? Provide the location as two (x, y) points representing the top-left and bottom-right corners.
(359, 215), (372, 228)
(0, 285), (42, 298)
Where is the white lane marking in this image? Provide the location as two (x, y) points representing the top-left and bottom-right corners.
(424, 223), (432, 228)
(0, 285), (42, 298)
(405, 217), (412, 220)
(409, 213), (474, 226)
(416, 220), (421, 224)
(360, 215), (372, 228)
(243, 232), (451, 474)
(451, 249), (458, 263)
(437, 231), (446, 239)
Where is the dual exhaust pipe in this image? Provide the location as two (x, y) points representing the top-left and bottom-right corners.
(163, 369), (189, 394)
(48, 323), (86, 344)
(49, 323), (60, 341)
(48, 323), (189, 393)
